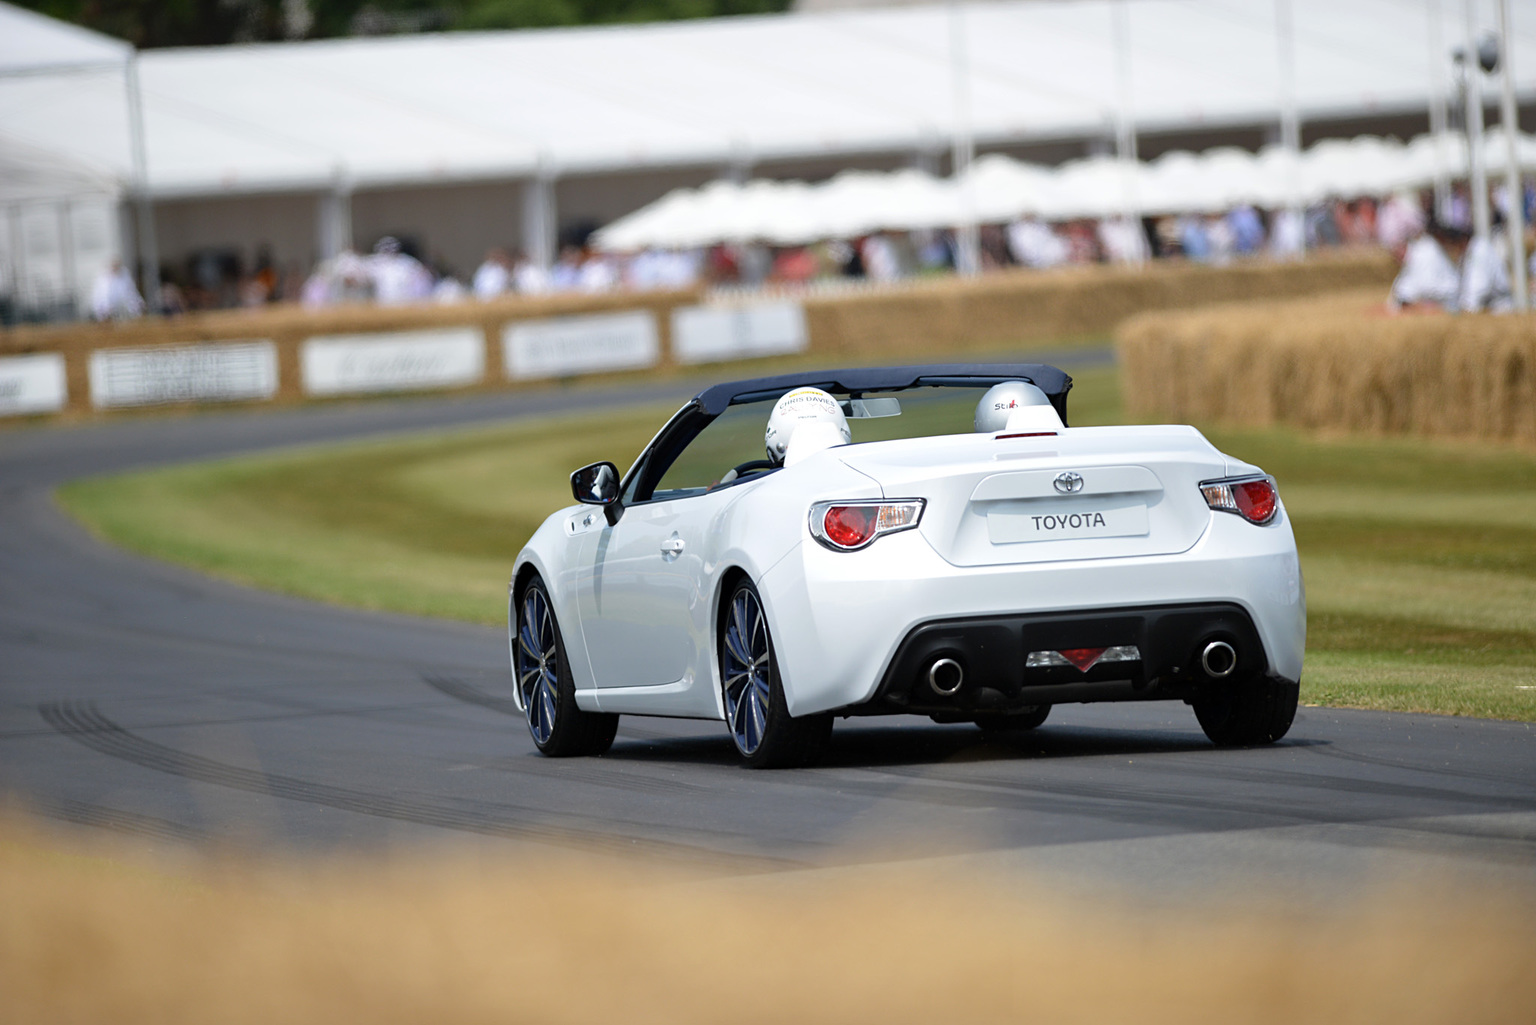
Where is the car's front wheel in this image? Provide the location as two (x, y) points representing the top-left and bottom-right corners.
(720, 579), (832, 769)
(1192, 675), (1299, 747)
(515, 578), (618, 757)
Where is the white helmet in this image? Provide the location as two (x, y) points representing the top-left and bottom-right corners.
(974, 380), (1055, 433)
(765, 387), (851, 464)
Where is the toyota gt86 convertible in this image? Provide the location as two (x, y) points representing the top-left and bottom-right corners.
(509, 363), (1304, 768)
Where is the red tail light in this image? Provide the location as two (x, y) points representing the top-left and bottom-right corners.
(1200, 476), (1279, 525)
(809, 499), (925, 551)
(823, 505), (878, 548)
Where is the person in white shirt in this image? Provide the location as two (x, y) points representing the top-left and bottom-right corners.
(577, 252), (620, 293)
(860, 234), (902, 282)
(512, 253), (551, 295)
(1388, 224), (1467, 312)
(90, 259), (145, 320)
(1269, 208), (1305, 259)
(1006, 217), (1068, 269)
(1459, 228), (1512, 313)
(471, 248), (512, 300)
(1377, 191), (1427, 256)
(368, 236), (432, 306)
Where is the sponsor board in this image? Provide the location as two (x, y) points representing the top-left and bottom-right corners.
(671, 301), (808, 364)
(302, 328), (485, 396)
(89, 340), (278, 409)
(503, 311), (659, 380)
(0, 352), (68, 416)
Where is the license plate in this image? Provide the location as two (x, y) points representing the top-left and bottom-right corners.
(987, 499), (1149, 544)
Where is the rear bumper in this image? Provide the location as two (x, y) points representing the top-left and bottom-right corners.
(849, 602), (1275, 719)
(757, 507), (1304, 717)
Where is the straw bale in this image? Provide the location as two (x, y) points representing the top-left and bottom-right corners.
(804, 249), (1395, 358)
(1117, 289), (1536, 443)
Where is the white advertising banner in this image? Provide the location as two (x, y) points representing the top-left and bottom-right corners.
(89, 340), (278, 409)
(0, 352), (67, 416)
(671, 301), (809, 365)
(302, 328), (485, 396)
(503, 311), (659, 380)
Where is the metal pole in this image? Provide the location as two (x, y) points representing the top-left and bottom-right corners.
(317, 166), (353, 260)
(1112, 0), (1144, 264)
(1428, 0), (1453, 221)
(1464, 0), (1491, 240)
(1275, 0), (1304, 257)
(522, 158), (556, 271)
(124, 54), (158, 311)
(1497, 0), (1527, 308)
(948, 1), (980, 277)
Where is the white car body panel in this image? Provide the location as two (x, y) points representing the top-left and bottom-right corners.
(513, 414), (1305, 722)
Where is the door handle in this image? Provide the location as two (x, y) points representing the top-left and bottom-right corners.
(660, 536), (685, 557)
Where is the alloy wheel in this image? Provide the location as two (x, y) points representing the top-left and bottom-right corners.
(516, 586), (559, 746)
(722, 587), (773, 757)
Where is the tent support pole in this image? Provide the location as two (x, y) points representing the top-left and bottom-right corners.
(1496, 0), (1527, 309)
(523, 166), (556, 271)
(1428, 0), (1453, 223)
(317, 169), (353, 260)
(1275, 0), (1303, 259)
(124, 53), (158, 310)
(1464, 0), (1491, 240)
(1112, 0), (1143, 264)
(948, 2), (979, 278)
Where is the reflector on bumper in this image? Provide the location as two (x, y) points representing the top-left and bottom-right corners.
(1026, 645), (1140, 672)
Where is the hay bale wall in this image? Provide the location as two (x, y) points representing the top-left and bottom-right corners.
(802, 249), (1395, 359)
(1117, 289), (1536, 443)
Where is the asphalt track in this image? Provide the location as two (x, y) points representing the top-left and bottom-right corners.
(3, 355), (1534, 902)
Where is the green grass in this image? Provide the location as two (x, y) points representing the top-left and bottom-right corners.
(56, 363), (1536, 721)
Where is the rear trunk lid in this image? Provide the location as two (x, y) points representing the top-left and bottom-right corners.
(835, 426), (1226, 567)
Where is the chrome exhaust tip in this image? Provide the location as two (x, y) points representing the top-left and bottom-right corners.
(1201, 640), (1237, 679)
(928, 657), (965, 696)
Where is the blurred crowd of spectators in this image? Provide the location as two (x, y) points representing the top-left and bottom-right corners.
(88, 179), (1536, 322)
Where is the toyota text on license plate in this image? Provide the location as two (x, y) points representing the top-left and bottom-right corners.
(986, 500), (1150, 544)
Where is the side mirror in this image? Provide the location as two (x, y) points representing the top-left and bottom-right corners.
(571, 461), (623, 525)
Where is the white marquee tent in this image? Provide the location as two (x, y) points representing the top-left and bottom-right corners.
(0, 4), (132, 317)
(4, 0), (1533, 198)
(592, 128), (1536, 250)
(2, 0), (1534, 282)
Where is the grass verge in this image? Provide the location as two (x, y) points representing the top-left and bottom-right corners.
(57, 364), (1536, 720)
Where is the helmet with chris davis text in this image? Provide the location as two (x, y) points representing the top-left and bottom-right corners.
(765, 387), (851, 465)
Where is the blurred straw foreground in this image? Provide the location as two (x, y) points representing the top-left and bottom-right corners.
(3, 815), (1533, 1025)
(1117, 290), (1536, 443)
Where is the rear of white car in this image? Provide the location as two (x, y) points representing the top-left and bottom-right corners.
(759, 424), (1304, 743)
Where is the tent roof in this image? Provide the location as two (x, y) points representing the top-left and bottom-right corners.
(0, 1), (129, 76)
(0, 135), (119, 202)
(0, 0), (1532, 198)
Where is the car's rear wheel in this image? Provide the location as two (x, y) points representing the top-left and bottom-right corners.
(515, 578), (618, 757)
(720, 579), (831, 769)
(975, 705), (1051, 735)
(1192, 675), (1299, 747)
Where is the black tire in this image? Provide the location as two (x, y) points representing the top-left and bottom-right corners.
(514, 577), (619, 757)
(720, 579), (832, 769)
(1192, 676), (1299, 747)
(975, 705), (1051, 735)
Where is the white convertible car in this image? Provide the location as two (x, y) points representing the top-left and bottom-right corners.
(510, 363), (1304, 768)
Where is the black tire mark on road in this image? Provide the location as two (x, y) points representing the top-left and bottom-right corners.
(422, 674), (521, 716)
(39, 700), (802, 872)
(39, 797), (208, 845)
